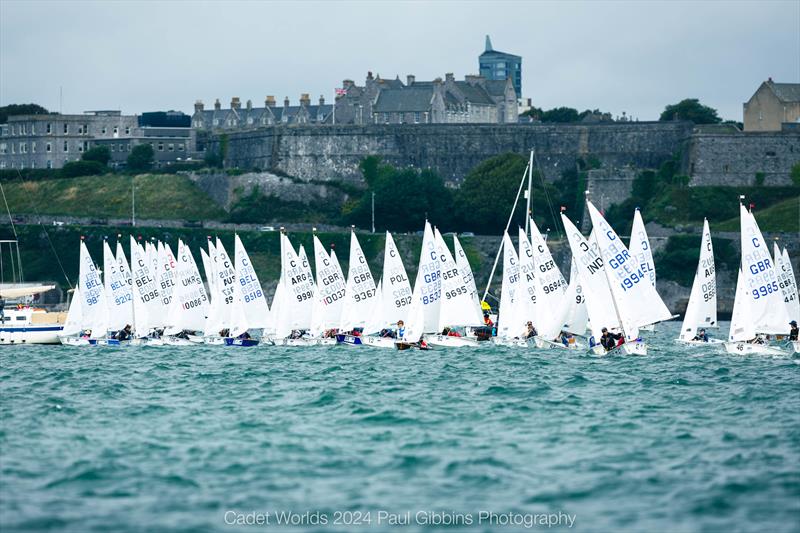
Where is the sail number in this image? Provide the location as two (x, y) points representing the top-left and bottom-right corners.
(751, 281), (779, 300)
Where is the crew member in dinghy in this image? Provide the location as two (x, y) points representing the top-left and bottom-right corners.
(115, 324), (132, 341)
(600, 328), (623, 351)
(790, 321), (798, 341)
(525, 322), (537, 339)
(692, 329), (709, 342)
(396, 320), (405, 339)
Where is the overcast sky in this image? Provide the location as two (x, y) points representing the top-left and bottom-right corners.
(1, 0), (798, 121)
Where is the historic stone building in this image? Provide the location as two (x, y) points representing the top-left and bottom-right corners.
(333, 71), (517, 125)
(0, 110), (194, 170)
(743, 78), (800, 131)
(191, 95), (333, 131)
(0, 111), (138, 169)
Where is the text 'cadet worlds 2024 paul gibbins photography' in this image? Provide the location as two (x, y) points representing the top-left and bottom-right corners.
(1, 1), (799, 532)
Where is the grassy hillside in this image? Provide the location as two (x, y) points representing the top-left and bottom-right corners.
(716, 196), (800, 233)
(2, 174), (225, 221)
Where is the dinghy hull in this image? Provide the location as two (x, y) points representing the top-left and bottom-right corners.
(723, 342), (787, 356)
(607, 341), (647, 356)
(425, 335), (481, 348)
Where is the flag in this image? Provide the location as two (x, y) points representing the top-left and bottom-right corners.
(335, 88), (347, 96)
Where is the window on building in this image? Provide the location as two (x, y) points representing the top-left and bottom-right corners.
(84, 124), (90, 135)
(46, 123), (52, 134)
(31, 142), (36, 153)
(46, 142), (51, 153)
(46, 160), (52, 169)
(125, 126), (130, 135)
(21, 124), (26, 135)
(177, 143), (184, 151)
(31, 124), (35, 135)
(0, 162), (5, 169)
(158, 142), (164, 151)
(102, 127), (107, 134)
(723, 164), (729, 173)
(78, 143), (83, 153)
(168, 143), (174, 152)
(63, 141), (69, 152)
(213, 119), (219, 126)
(10, 125), (14, 135)
(247, 117), (253, 125)
(0, 143), (5, 154)
(30, 161), (35, 169)
(78, 125), (83, 134)
(110, 144), (116, 152)
(64, 123), (69, 134)
(414, 112), (421, 124)
(20, 142), (26, 153)
(127, 144), (131, 151)
(113, 126), (119, 136)
(11, 144), (14, 154)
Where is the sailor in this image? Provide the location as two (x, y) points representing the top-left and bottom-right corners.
(483, 311), (494, 327)
(397, 320), (405, 339)
(557, 330), (573, 347)
(790, 321), (798, 341)
(600, 327), (622, 350)
(116, 324), (132, 341)
(238, 331), (252, 340)
(692, 328), (709, 342)
(525, 321), (537, 339)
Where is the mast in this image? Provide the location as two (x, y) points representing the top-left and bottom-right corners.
(590, 224), (627, 339)
(525, 149), (533, 236)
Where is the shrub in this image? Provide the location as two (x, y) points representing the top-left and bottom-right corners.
(60, 160), (106, 178)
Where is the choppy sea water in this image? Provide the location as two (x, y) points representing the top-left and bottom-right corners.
(1, 322), (799, 533)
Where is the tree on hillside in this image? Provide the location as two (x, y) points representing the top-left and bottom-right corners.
(659, 99), (721, 124)
(82, 146), (111, 166)
(520, 106), (582, 123)
(344, 157), (454, 231)
(456, 153), (563, 234)
(127, 144), (154, 172)
(0, 103), (51, 124)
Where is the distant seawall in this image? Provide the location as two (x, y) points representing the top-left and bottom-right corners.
(211, 122), (800, 188)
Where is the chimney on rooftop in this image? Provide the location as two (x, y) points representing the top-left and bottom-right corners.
(319, 95), (325, 106)
(407, 75), (415, 86)
(194, 100), (204, 113)
(231, 97), (241, 110)
(266, 95), (276, 107)
(300, 93), (311, 106)
(445, 73), (454, 83)
(214, 99), (221, 111)
(246, 99), (252, 110)
(284, 96), (290, 108)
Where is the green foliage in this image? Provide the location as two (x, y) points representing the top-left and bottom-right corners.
(127, 144), (154, 172)
(204, 134), (228, 168)
(1, 174), (225, 220)
(60, 160), (106, 178)
(81, 146), (111, 166)
(345, 158), (454, 232)
(0, 169), (57, 182)
(791, 162), (800, 187)
(457, 153), (563, 234)
(228, 186), (341, 224)
(521, 107), (610, 123)
(659, 98), (721, 124)
(716, 197), (800, 233)
(0, 103), (51, 124)
(655, 234), (737, 286)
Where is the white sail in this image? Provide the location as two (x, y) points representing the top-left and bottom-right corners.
(729, 269), (755, 341)
(62, 287), (83, 336)
(154, 242), (178, 327)
(587, 201), (672, 339)
(435, 228), (483, 330)
(529, 219), (568, 337)
(277, 233), (315, 336)
(629, 208), (656, 288)
(515, 227), (539, 329)
(775, 244), (799, 322)
(200, 246), (214, 298)
(561, 214), (620, 339)
(147, 241), (160, 290)
(453, 235), (481, 311)
(400, 285), (426, 343)
(338, 231), (378, 330)
(739, 205), (790, 334)
(679, 219), (717, 340)
(78, 241), (107, 337)
(205, 238), (237, 334)
(379, 232), (413, 328)
(554, 258), (589, 336)
(496, 232), (522, 339)
(412, 222), (442, 333)
(781, 247), (799, 321)
(310, 238), (346, 335)
(166, 239), (209, 333)
(364, 279), (386, 335)
(129, 237), (157, 334)
(115, 241), (134, 329)
(104, 240), (132, 331)
(234, 234), (270, 329)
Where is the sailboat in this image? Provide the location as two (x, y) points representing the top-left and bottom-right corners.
(344, 231), (411, 348)
(492, 231), (526, 346)
(163, 239), (209, 345)
(308, 234), (346, 345)
(396, 221), (440, 350)
(775, 246), (800, 354)
(724, 203), (790, 355)
(337, 229), (379, 338)
(552, 258), (589, 341)
(60, 239), (110, 345)
(426, 227), (485, 347)
(586, 200), (673, 355)
(203, 238), (237, 344)
(676, 219), (721, 346)
(128, 236), (162, 344)
(270, 231), (316, 345)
